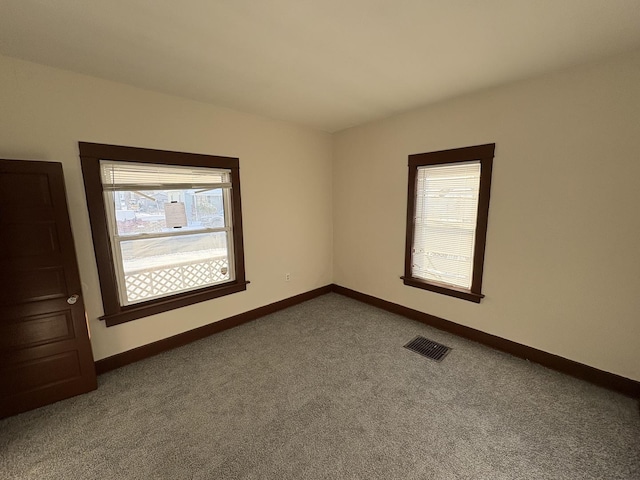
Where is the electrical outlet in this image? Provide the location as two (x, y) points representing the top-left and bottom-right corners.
(285, 273), (291, 281)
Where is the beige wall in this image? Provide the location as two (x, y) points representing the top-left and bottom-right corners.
(2, 49), (639, 381)
(0, 54), (333, 361)
(333, 50), (640, 382)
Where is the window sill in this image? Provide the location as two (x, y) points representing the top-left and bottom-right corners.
(401, 276), (484, 303)
(100, 280), (250, 327)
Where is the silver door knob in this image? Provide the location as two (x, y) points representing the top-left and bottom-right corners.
(67, 294), (80, 305)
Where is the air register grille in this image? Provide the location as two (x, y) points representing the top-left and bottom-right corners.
(404, 336), (451, 361)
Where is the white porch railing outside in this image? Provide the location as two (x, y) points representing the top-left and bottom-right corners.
(124, 256), (230, 303)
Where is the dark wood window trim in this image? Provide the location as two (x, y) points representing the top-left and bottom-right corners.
(79, 142), (248, 327)
(403, 143), (494, 303)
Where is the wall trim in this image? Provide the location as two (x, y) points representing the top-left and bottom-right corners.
(95, 282), (640, 399)
(331, 284), (640, 398)
(94, 285), (332, 374)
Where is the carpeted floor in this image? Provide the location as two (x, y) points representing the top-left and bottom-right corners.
(1, 293), (639, 479)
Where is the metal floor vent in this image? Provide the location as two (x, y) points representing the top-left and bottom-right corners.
(404, 336), (451, 362)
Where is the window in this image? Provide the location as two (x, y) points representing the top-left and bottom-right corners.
(403, 143), (494, 303)
(80, 143), (247, 326)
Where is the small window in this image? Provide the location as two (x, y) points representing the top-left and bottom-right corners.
(80, 143), (247, 326)
(403, 144), (494, 303)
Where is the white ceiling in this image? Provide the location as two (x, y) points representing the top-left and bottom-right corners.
(1, 0), (640, 132)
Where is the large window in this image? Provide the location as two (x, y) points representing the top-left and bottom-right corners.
(80, 143), (247, 326)
(403, 144), (494, 303)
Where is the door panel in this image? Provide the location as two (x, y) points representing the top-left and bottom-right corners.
(4, 350), (82, 393)
(2, 222), (59, 257)
(0, 171), (52, 206)
(2, 267), (68, 305)
(0, 159), (97, 418)
(0, 311), (74, 350)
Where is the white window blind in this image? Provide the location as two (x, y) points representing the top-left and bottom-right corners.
(411, 161), (481, 290)
(100, 161), (231, 189)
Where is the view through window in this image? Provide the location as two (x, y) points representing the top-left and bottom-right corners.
(80, 143), (247, 326)
(101, 161), (234, 305)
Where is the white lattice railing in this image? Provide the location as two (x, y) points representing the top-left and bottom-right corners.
(124, 256), (230, 303)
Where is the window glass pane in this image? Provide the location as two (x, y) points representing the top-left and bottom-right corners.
(412, 161), (481, 289)
(119, 232), (230, 304)
(111, 188), (226, 236)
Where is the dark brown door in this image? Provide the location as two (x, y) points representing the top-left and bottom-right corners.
(0, 159), (97, 418)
